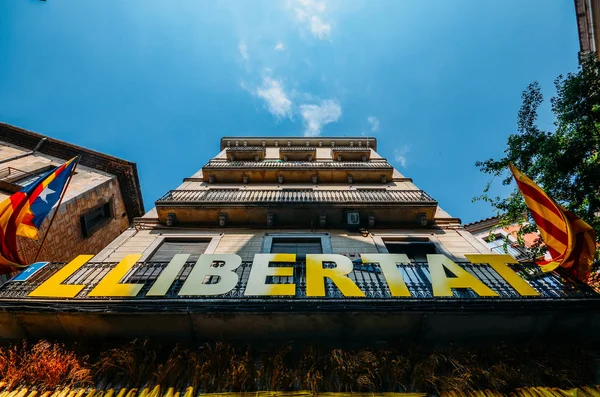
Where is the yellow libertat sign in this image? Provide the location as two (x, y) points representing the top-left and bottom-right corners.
(27, 253), (540, 299)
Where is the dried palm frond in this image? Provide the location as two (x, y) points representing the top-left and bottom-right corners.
(0, 339), (598, 394)
(386, 350), (411, 392)
(153, 344), (188, 389)
(229, 347), (255, 392)
(0, 340), (91, 390)
(298, 344), (324, 394)
(257, 345), (296, 391)
(93, 339), (157, 387)
(325, 348), (382, 392)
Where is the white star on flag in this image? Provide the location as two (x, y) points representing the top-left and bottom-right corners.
(38, 187), (56, 204)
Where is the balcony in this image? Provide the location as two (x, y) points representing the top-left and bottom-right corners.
(202, 160), (393, 184)
(158, 188), (435, 205)
(331, 146), (371, 161)
(279, 146), (317, 161)
(225, 147), (266, 161)
(155, 188), (437, 227)
(0, 167), (41, 193)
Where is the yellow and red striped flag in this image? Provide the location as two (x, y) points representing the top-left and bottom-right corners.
(0, 157), (78, 274)
(509, 163), (597, 282)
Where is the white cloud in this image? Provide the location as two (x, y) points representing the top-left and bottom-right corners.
(393, 146), (410, 168)
(300, 99), (342, 137)
(298, 0), (326, 13)
(256, 78), (293, 119)
(292, 0), (332, 39)
(309, 16), (331, 39)
(367, 116), (380, 133)
(238, 41), (249, 60)
(275, 42), (285, 51)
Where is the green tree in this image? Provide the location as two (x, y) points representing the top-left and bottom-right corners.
(474, 54), (600, 260)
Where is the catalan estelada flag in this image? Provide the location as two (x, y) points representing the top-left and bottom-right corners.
(509, 163), (597, 282)
(0, 157), (78, 274)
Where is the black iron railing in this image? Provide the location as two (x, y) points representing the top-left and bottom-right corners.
(0, 260), (596, 300)
(331, 146), (370, 151)
(202, 160), (392, 169)
(279, 146), (317, 152)
(225, 146), (266, 152)
(156, 189), (436, 205)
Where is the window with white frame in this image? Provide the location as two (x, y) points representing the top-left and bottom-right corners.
(262, 233), (332, 259)
(485, 234), (527, 259)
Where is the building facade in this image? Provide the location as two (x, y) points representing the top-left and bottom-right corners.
(0, 136), (598, 345)
(98, 136), (491, 266)
(575, 0), (600, 60)
(0, 123), (144, 264)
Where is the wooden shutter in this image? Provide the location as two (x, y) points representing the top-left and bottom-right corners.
(148, 240), (210, 262)
(270, 238), (322, 257)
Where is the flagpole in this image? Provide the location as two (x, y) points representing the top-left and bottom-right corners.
(33, 156), (80, 263)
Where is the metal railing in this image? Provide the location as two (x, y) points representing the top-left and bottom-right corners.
(331, 146), (370, 151)
(156, 189), (437, 205)
(0, 260), (596, 300)
(279, 147), (317, 152)
(202, 160), (392, 169)
(225, 147), (266, 152)
(0, 167), (31, 182)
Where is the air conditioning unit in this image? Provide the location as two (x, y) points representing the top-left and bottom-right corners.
(345, 211), (360, 226)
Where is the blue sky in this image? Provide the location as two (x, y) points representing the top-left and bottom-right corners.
(0, 0), (580, 223)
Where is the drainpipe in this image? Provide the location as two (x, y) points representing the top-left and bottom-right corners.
(0, 137), (47, 165)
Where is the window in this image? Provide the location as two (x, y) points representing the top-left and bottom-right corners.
(147, 239), (210, 262)
(485, 234), (527, 259)
(262, 233), (332, 259)
(80, 201), (113, 238)
(125, 239), (212, 285)
(384, 238), (439, 262)
(270, 238), (323, 258)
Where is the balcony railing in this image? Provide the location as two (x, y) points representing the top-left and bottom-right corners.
(279, 146), (317, 152)
(0, 167), (31, 182)
(156, 189), (436, 205)
(225, 147), (267, 161)
(331, 146), (370, 151)
(225, 146), (265, 151)
(203, 160), (392, 169)
(0, 260), (596, 301)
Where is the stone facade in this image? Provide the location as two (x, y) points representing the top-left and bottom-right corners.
(94, 136), (491, 264)
(18, 178), (130, 263)
(0, 123), (143, 265)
